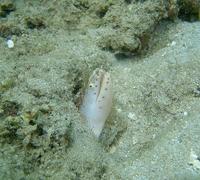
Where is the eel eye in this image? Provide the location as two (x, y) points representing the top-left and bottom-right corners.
(89, 83), (94, 88)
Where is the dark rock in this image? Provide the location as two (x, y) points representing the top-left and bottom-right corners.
(0, 0), (16, 17)
(25, 17), (46, 29)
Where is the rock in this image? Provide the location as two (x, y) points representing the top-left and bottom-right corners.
(25, 17), (46, 29)
(0, 0), (16, 17)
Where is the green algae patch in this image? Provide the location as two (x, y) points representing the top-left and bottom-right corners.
(0, 79), (15, 93)
(25, 16), (46, 29)
(0, 23), (22, 38)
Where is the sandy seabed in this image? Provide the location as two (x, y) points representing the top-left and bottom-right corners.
(0, 0), (200, 179)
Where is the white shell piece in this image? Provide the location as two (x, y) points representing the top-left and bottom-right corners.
(7, 39), (14, 48)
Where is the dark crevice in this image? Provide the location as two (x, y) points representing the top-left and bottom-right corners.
(178, 0), (200, 22)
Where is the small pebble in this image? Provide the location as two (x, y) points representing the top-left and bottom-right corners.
(6, 39), (14, 48)
(171, 41), (176, 46)
(128, 112), (136, 120)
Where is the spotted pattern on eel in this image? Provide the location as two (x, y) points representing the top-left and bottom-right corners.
(80, 68), (112, 137)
